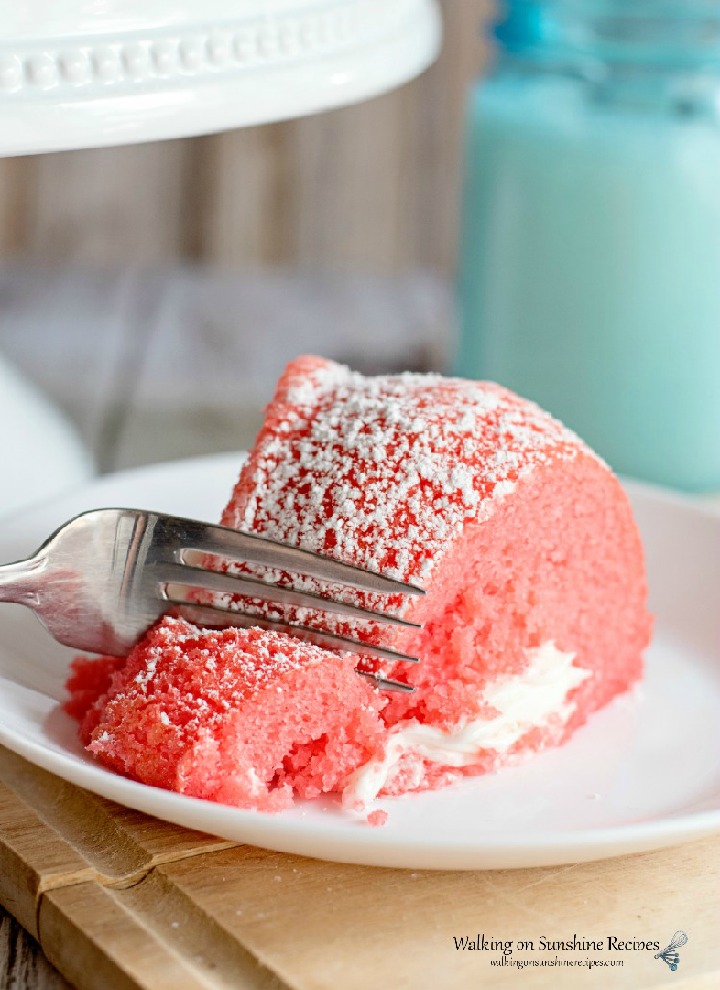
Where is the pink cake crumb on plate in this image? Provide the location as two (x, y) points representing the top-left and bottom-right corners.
(65, 356), (652, 817)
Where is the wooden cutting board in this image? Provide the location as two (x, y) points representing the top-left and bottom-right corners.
(0, 742), (717, 990)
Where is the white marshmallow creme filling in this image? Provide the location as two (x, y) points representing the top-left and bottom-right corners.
(343, 642), (591, 809)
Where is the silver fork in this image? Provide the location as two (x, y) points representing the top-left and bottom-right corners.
(0, 508), (424, 693)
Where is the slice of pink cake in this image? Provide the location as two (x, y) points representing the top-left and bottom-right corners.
(66, 356), (651, 813)
(214, 356), (652, 806)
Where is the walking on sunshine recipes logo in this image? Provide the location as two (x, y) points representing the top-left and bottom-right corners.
(451, 930), (689, 972)
(654, 931), (689, 972)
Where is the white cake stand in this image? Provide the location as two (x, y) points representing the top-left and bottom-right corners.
(0, 0), (441, 156)
(0, 0), (441, 516)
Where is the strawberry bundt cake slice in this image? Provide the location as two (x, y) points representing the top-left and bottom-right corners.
(66, 356), (651, 813)
(214, 356), (651, 807)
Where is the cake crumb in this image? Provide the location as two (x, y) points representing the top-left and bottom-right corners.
(367, 809), (389, 827)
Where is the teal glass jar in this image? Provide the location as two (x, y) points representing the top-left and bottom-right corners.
(457, 0), (720, 491)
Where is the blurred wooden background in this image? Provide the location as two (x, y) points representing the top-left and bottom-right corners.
(0, 0), (491, 276)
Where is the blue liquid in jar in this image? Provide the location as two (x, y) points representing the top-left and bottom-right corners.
(457, 6), (720, 491)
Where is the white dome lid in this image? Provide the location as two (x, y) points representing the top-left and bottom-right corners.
(0, 0), (441, 156)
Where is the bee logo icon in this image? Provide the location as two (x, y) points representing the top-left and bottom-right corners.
(654, 931), (688, 972)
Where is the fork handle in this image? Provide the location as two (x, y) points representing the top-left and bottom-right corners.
(0, 556), (43, 607)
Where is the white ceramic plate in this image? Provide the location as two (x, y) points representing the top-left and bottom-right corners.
(0, 454), (718, 870)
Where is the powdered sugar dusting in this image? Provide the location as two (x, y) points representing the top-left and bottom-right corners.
(85, 616), (347, 751)
(127, 617), (333, 693)
(221, 357), (587, 587)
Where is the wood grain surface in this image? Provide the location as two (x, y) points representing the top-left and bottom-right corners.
(0, 743), (718, 990)
(0, 914), (70, 990)
(0, 1), (491, 277)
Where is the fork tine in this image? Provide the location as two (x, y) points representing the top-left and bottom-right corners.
(160, 563), (421, 630)
(169, 601), (421, 665)
(156, 514), (426, 597)
(356, 672), (415, 694)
